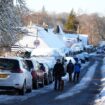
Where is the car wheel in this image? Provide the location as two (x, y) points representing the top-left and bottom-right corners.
(27, 85), (32, 93)
(33, 79), (39, 89)
(40, 78), (44, 87)
(45, 77), (49, 85)
(49, 72), (53, 83)
(19, 81), (26, 95)
(44, 75), (49, 85)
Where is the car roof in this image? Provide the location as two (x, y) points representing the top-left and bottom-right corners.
(65, 56), (76, 64)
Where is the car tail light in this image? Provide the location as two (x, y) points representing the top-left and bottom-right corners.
(12, 68), (23, 73)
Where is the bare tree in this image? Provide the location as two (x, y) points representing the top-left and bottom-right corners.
(77, 13), (105, 45)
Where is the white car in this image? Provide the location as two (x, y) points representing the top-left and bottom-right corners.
(0, 57), (32, 95)
(82, 52), (90, 61)
(75, 53), (86, 63)
(35, 57), (56, 69)
(65, 56), (76, 64)
(35, 57), (55, 84)
(96, 48), (105, 54)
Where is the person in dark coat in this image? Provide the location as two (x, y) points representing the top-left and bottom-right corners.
(66, 60), (74, 82)
(73, 60), (81, 82)
(53, 59), (65, 90)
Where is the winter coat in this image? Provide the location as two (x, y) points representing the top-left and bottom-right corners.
(66, 62), (74, 74)
(74, 63), (81, 72)
(53, 63), (65, 79)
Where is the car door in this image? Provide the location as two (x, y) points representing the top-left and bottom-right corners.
(33, 61), (44, 82)
(21, 60), (32, 88)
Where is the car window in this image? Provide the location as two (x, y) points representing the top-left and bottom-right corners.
(34, 61), (40, 71)
(21, 60), (29, 70)
(25, 60), (34, 71)
(0, 58), (19, 72)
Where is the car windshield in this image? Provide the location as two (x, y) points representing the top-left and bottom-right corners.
(0, 58), (19, 72)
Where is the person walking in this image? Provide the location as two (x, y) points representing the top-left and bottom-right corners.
(73, 60), (81, 82)
(53, 59), (65, 90)
(66, 60), (74, 82)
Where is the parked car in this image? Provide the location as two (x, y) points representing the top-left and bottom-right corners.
(75, 53), (86, 64)
(82, 52), (90, 61)
(24, 58), (45, 89)
(64, 56), (76, 73)
(35, 57), (56, 69)
(39, 62), (54, 85)
(96, 48), (105, 54)
(0, 57), (32, 95)
(35, 57), (54, 84)
(65, 56), (76, 64)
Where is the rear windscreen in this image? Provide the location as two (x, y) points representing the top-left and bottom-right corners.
(25, 60), (34, 70)
(0, 58), (19, 72)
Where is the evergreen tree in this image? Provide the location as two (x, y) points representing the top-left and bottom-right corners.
(64, 9), (79, 32)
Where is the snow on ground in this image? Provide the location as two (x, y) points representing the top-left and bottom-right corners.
(0, 53), (97, 104)
(94, 57), (105, 105)
(0, 62), (89, 104)
(89, 52), (97, 56)
(0, 84), (54, 104)
(55, 61), (98, 100)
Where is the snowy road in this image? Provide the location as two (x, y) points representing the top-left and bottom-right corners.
(0, 54), (105, 105)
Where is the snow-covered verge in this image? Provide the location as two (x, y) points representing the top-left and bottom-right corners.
(0, 54), (99, 104)
(94, 58), (105, 105)
(0, 62), (89, 104)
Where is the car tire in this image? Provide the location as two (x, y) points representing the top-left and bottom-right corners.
(49, 71), (53, 83)
(27, 85), (32, 93)
(33, 79), (39, 89)
(19, 81), (26, 95)
(40, 78), (44, 87)
(45, 77), (49, 85)
(44, 74), (49, 85)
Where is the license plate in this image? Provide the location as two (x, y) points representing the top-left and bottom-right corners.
(0, 74), (8, 78)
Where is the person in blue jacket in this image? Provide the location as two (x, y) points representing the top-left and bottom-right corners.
(73, 60), (81, 82)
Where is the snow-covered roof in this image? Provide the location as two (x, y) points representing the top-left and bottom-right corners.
(63, 34), (88, 45)
(37, 26), (65, 49)
(31, 48), (54, 56)
(31, 25), (66, 56)
(12, 25), (66, 55)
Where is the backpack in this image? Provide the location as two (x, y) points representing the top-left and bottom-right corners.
(74, 64), (81, 72)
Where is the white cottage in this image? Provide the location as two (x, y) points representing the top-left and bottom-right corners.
(12, 25), (66, 56)
(31, 26), (66, 56)
(51, 25), (89, 53)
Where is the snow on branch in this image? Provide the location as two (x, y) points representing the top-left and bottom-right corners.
(0, 0), (27, 48)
